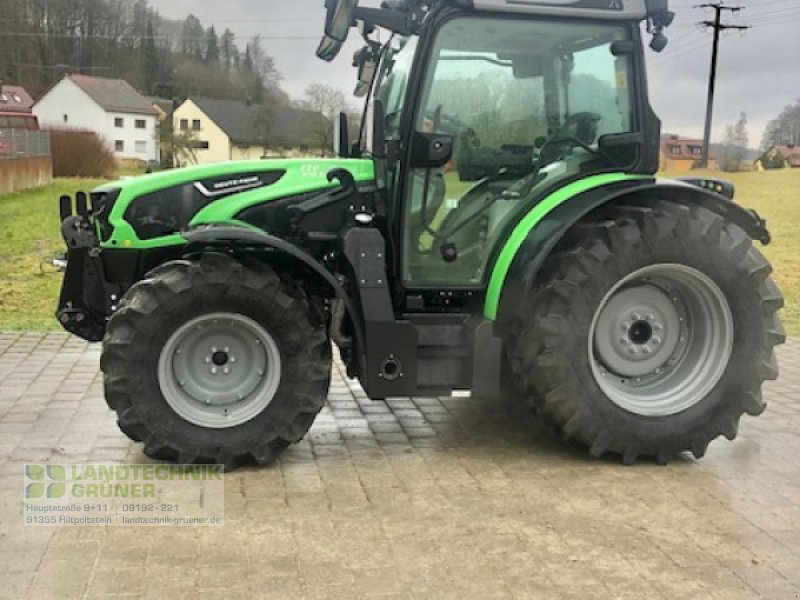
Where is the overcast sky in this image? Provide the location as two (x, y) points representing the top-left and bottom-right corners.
(155, 0), (799, 146)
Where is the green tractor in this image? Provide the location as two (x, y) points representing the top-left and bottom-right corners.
(57, 0), (784, 468)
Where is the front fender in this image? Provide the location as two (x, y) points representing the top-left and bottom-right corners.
(182, 223), (365, 353)
(488, 178), (772, 327)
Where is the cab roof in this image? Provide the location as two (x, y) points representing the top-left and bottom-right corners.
(449, 0), (654, 21)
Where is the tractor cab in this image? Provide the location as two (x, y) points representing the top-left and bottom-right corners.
(321, 0), (670, 292)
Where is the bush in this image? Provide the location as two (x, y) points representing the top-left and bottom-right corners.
(46, 127), (116, 178)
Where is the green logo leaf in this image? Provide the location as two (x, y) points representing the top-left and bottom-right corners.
(47, 465), (66, 481)
(47, 483), (66, 499)
(26, 483), (45, 499)
(26, 465), (45, 480)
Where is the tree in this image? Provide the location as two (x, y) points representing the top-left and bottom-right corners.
(761, 100), (800, 150)
(247, 36), (282, 88)
(220, 29), (237, 72)
(719, 112), (749, 172)
(299, 84), (350, 156)
(179, 14), (205, 61)
(239, 43), (265, 103)
(142, 15), (159, 94)
(162, 120), (200, 167)
(131, 0), (149, 48)
(0, 0), (290, 139)
(205, 26), (220, 66)
(253, 104), (276, 151)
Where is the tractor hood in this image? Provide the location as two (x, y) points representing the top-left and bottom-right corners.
(94, 158), (376, 250)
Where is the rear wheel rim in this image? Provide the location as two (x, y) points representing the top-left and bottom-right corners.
(158, 312), (281, 429)
(588, 264), (734, 416)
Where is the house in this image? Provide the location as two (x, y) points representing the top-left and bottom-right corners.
(0, 85), (51, 193)
(172, 96), (322, 165)
(754, 145), (800, 170)
(146, 96), (174, 123)
(0, 85), (35, 113)
(659, 134), (715, 172)
(33, 74), (159, 163)
(0, 85), (39, 130)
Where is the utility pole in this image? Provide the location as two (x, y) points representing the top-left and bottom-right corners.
(697, 3), (750, 168)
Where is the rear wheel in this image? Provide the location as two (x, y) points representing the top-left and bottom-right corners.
(509, 200), (785, 463)
(101, 253), (331, 469)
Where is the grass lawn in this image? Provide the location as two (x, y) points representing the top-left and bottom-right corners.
(0, 178), (105, 330)
(0, 169), (798, 334)
(662, 169), (800, 336)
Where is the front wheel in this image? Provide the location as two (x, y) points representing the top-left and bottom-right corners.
(101, 253), (331, 469)
(509, 200), (785, 464)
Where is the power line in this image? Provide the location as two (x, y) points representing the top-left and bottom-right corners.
(696, 3), (751, 167)
(746, 0), (794, 7)
(746, 7), (800, 24)
(649, 36), (711, 66)
(0, 32), (318, 41)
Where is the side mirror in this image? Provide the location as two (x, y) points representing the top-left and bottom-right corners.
(333, 112), (350, 158)
(353, 46), (378, 98)
(410, 132), (454, 169)
(598, 132), (643, 167)
(317, 0), (359, 62)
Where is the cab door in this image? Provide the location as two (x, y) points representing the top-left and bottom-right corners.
(399, 15), (638, 290)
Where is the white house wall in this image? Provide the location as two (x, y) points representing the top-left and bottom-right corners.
(105, 111), (159, 163)
(34, 78), (106, 135)
(33, 78), (158, 163)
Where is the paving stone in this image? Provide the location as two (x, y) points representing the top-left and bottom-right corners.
(1, 332), (799, 599)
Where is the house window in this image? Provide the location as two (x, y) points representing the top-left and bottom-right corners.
(115, 117), (124, 128)
(192, 119), (201, 131)
(115, 140), (124, 152)
(135, 140), (147, 154)
(669, 145), (682, 155)
(690, 146), (702, 156)
(135, 119), (146, 129)
(189, 140), (210, 149)
(63, 114), (68, 123)
(179, 119), (188, 131)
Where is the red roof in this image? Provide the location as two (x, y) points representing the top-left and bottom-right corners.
(0, 85), (34, 113)
(660, 134), (715, 161)
(775, 145), (800, 164)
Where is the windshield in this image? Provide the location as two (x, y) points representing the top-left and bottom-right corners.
(402, 16), (635, 287)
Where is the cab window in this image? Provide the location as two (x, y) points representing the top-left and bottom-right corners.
(402, 17), (634, 287)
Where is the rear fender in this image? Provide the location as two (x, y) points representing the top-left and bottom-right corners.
(491, 179), (771, 328)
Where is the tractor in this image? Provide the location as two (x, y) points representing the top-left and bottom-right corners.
(57, 0), (785, 469)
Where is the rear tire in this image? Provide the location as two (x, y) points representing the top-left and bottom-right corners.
(101, 253), (331, 470)
(509, 200), (785, 464)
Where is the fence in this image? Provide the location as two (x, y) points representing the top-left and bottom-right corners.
(0, 128), (51, 159)
(0, 129), (52, 193)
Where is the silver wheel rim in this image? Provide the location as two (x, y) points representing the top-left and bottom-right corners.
(158, 312), (281, 429)
(588, 264), (734, 416)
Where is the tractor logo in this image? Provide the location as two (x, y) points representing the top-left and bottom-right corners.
(25, 464), (66, 499)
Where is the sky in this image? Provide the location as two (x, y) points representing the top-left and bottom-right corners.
(154, 0), (799, 146)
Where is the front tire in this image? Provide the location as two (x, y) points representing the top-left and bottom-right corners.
(101, 253), (331, 469)
(509, 200), (785, 464)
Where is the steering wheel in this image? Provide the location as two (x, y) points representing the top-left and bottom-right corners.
(536, 112), (606, 165)
(539, 135), (603, 163)
(427, 106), (479, 144)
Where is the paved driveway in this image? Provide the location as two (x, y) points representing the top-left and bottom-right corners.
(1, 332), (799, 599)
